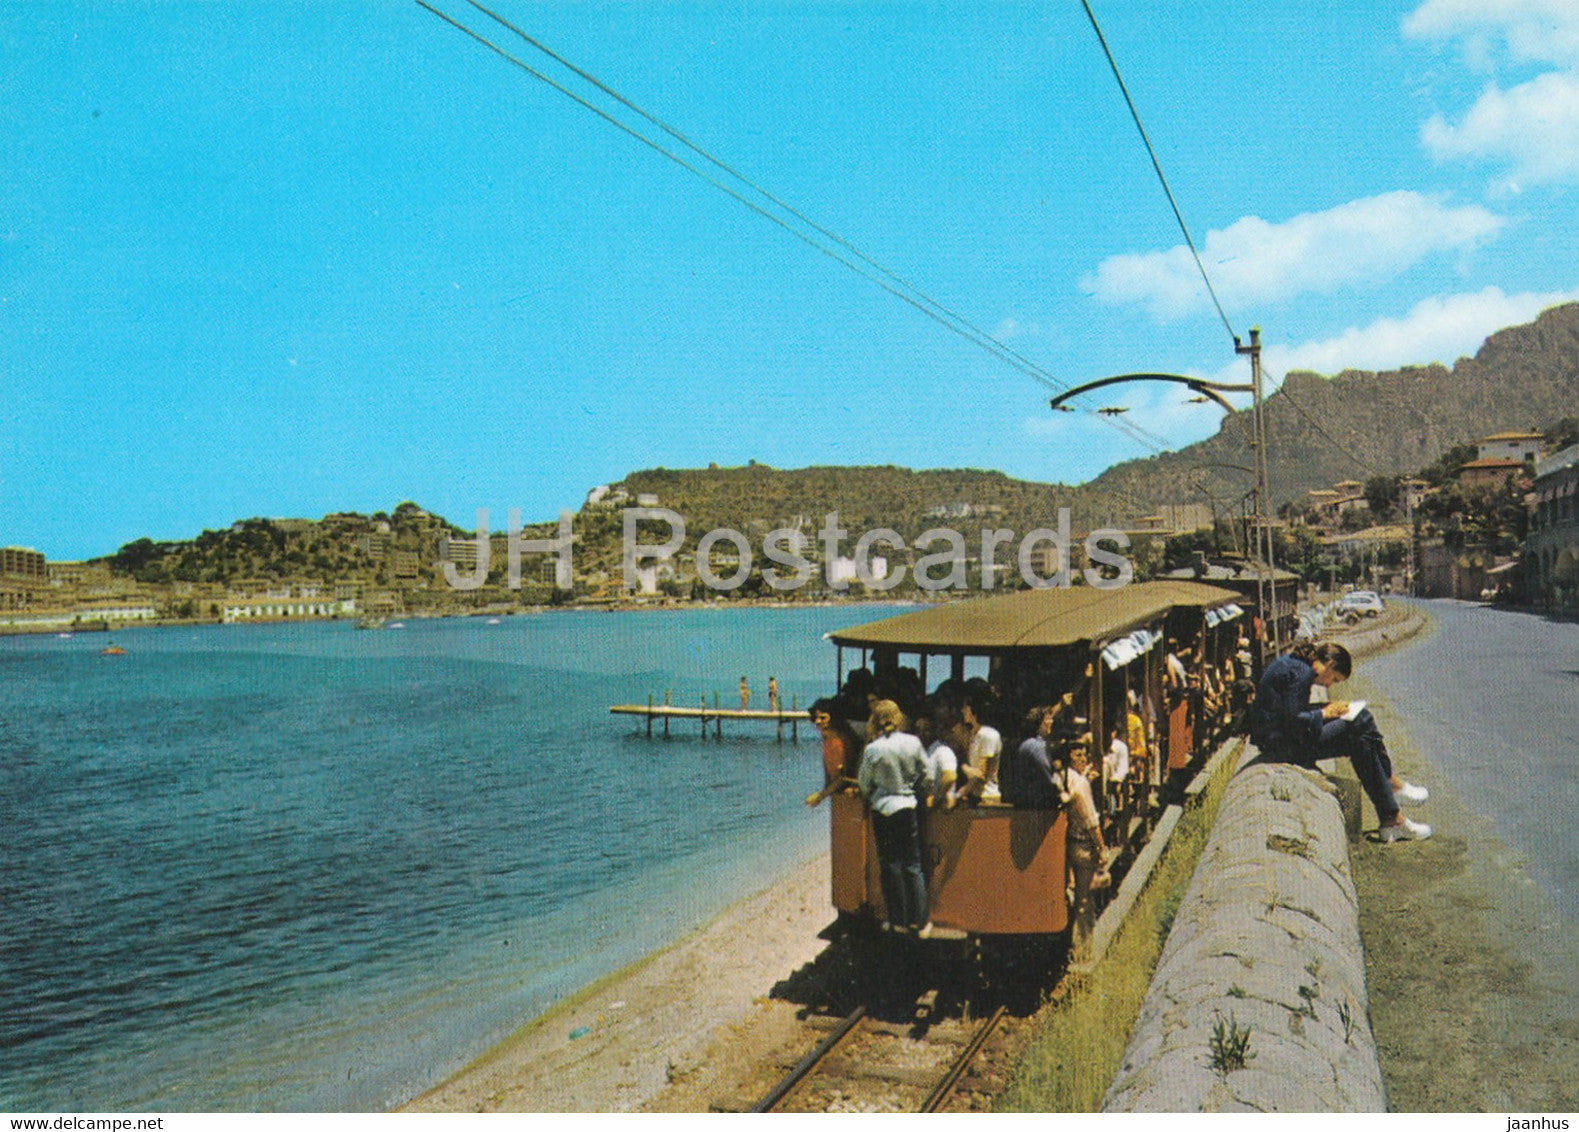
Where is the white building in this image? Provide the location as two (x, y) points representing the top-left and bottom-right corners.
(222, 597), (356, 622)
(1476, 429), (1544, 465)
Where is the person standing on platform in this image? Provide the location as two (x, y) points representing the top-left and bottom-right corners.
(914, 699), (959, 809)
(857, 700), (935, 935)
(739, 676), (750, 711)
(805, 699), (862, 807)
(1063, 740), (1110, 954)
(768, 675), (780, 712)
(957, 685), (1002, 803)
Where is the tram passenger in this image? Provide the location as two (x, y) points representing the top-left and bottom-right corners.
(1103, 729), (1130, 813)
(1003, 705), (1063, 808)
(1164, 639), (1188, 690)
(856, 700), (935, 935)
(1062, 740), (1111, 954)
(1124, 694), (1150, 804)
(913, 699), (959, 809)
(1248, 641), (1432, 841)
(956, 683), (1003, 803)
(804, 698), (862, 807)
(1226, 677), (1258, 736)
(836, 668), (876, 738)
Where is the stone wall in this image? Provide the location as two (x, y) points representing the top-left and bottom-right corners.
(1102, 758), (1386, 1112)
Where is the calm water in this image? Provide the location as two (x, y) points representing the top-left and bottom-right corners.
(0, 605), (894, 1111)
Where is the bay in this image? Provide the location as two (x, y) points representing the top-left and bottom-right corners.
(0, 604), (896, 1111)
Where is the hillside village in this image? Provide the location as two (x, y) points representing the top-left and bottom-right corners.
(7, 303), (1579, 630)
(4, 414), (1576, 631)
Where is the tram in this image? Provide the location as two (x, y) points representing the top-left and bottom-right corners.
(822, 580), (1251, 936)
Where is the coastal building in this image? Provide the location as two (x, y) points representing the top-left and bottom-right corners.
(221, 595), (356, 622)
(828, 556), (860, 589)
(2, 546), (48, 611)
(1476, 429), (1544, 465)
(1417, 540), (1503, 601)
(1527, 442), (1579, 611)
(1456, 457), (1525, 493)
(1306, 482), (1367, 526)
(1400, 477), (1431, 513)
(389, 549), (420, 580)
(48, 560), (112, 590)
(1154, 502), (1213, 534)
(73, 600), (159, 623)
(439, 536), (483, 569)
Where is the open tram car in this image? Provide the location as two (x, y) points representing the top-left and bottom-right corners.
(823, 580), (1251, 938)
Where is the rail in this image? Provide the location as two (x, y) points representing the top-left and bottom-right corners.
(746, 1001), (1006, 1114)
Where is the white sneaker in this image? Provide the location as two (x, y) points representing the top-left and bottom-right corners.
(1395, 781), (1429, 805)
(1379, 816), (1432, 842)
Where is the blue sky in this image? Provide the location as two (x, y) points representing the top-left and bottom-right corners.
(5, 0), (1579, 560)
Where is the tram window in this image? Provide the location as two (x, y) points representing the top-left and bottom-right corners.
(926, 658), (954, 693)
(962, 655), (991, 683)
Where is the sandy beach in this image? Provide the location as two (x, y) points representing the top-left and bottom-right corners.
(401, 852), (836, 1112)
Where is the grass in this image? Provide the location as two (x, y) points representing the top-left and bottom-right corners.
(995, 744), (1240, 1112)
(1208, 1011), (1254, 1076)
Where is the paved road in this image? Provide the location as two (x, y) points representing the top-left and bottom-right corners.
(1363, 599), (1579, 921)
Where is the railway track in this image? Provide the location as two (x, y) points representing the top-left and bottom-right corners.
(739, 998), (1011, 1114)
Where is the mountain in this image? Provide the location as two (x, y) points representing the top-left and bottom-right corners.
(91, 303), (1579, 595)
(1064, 302), (1579, 526)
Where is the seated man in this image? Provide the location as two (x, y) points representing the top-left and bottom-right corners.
(1249, 641), (1431, 841)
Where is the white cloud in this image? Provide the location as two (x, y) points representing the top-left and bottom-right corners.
(1407, 1), (1579, 187)
(1083, 192), (1504, 321)
(1420, 71), (1579, 189)
(1404, 0), (1579, 69)
(1198, 285), (1579, 384)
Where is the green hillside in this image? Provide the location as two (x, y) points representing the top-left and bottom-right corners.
(93, 302), (1579, 598)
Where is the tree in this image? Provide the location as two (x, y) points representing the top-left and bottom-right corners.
(1546, 416), (1579, 454)
(1339, 507), (1371, 532)
(1363, 474), (1401, 520)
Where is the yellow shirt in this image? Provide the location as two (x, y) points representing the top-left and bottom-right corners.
(1126, 710), (1147, 760)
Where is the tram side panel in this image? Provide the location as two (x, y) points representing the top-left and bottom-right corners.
(830, 794), (1069, 935)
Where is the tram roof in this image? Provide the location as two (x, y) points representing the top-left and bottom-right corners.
(826, 580), (1241, 653)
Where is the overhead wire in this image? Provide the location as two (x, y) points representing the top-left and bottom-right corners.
(1079, 0), (1236, 347)
(416, 0), (1177, 455)
(1082, 0), (1389, 491)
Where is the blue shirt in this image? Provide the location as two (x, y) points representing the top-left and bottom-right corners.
(1004, 735), (1065, 809)
(1248, 653), (1326, 757)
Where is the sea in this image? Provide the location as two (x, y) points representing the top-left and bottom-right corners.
(0, 605), (900, 1112)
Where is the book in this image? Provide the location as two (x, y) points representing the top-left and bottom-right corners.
(1342, 700), (1367, 722)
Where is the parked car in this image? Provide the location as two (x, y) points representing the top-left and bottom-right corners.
(1337, 590), (1384, 617)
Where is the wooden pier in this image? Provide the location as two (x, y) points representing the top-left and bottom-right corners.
(610, 692), (810, 741)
